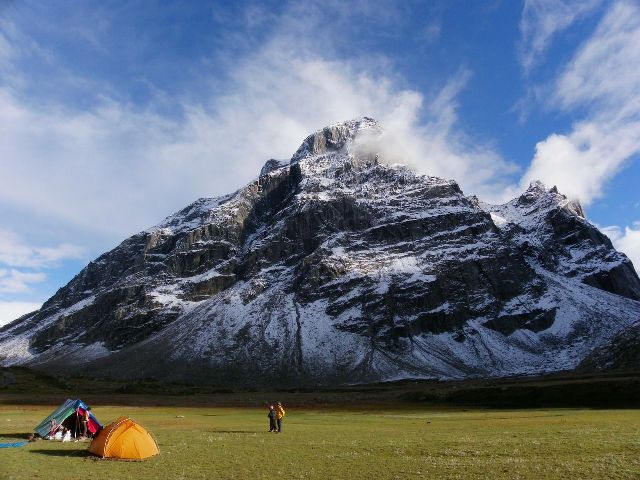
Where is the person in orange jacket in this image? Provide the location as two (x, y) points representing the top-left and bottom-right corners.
(275, 402), (285, 433)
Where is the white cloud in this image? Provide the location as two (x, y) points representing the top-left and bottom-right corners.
(0, 228), (81, 303)
(0, 228), (84, 268)
(0, 301), (41, 327)
(0, 269), (45, 294)
(601, 222), (640, 272)
(0, 2), (515, 245)
(554, 1), (640, 113)
(353, 70), (518, 203)
(521, 1), (640, 205)
(523, 118), (640, 203)
(518, 0), (602, 73)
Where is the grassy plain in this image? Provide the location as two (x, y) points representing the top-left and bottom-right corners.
(1, 402), (639, 479)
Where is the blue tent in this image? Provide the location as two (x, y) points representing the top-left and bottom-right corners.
(34, 399), (101, 437)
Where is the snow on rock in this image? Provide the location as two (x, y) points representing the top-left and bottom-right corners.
(1, 118), (639, 385)
(490, 212), (508, 229)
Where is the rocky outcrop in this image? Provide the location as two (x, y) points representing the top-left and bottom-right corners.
(1, 118), (639, 385)
(579, 324), (640, 371)
(483, 182), (640, 300)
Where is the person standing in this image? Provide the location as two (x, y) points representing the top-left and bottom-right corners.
(267, 405), (277, 432)
(275, 402), (285, 433)
(80, 407), (91, 438)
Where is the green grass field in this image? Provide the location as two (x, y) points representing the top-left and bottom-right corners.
(1, 403), (639, 479)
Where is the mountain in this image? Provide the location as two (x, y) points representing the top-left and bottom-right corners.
(1, 118), (639, 385)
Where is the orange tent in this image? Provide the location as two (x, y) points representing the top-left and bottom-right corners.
(88, 416), (159, 460)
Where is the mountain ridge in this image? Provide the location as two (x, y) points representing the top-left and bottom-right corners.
(1, 117), (639, 385)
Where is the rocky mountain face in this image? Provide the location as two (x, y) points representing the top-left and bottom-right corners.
(1, 118), (640, 385)
(579, 323), (640, 371)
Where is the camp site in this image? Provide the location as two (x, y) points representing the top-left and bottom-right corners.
(3, 1), (640, 479)
(1, 367), (640, 479)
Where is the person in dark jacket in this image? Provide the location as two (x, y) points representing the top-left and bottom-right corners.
(267, 405), (277, 432)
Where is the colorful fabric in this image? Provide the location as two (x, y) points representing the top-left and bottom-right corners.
(34, 399), (102, 437)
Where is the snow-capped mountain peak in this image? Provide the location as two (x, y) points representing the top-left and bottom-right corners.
(1, 119), (639, 385)
(290, 116), (381, 164)
(516, 180), (585, 219)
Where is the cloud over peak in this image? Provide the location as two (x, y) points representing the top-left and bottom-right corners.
(0, 2), (514, 244)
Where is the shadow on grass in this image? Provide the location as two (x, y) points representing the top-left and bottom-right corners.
(0, 432), (30, 439)
(30, 449), (91, 458)
(211, 430), (259, 434)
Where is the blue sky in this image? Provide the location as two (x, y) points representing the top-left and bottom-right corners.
(1, 0), (639, 325)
